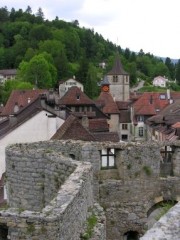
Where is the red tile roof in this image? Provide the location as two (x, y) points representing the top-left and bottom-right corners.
(97, 92), (120, 114)
(132, 92), (180, 116)
(89, 119), (109, 132)
(52, 114), (119, 142)
(116, 101), (130, 110)
(58, 86), (95, 105)
(93, 132), (119, 142)
(1, 89), (47, 116)
(51, 115), (96, 141)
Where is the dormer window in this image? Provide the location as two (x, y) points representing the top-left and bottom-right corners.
(76, 94), (80, 100)
(160, 94), (166, 100)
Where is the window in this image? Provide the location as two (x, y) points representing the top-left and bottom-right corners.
(122, 134), (128, 141)
(137, 115), (144, 122)
(122, 124), (128, 130)
(101, 148), (116, 169)
(160, 146), (174, 163)
(113, 75), (118, 82)
(160, 94), (166, 100)
(139, 127), (144, 137)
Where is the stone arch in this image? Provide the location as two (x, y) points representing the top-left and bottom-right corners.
(69, 154), (75, 159)
(0, 223), (8, 240)
(147, 199), (177, 217)
(123, 230), (140, 240)
(147, 199), (177, 229)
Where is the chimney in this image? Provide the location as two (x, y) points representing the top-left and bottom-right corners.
(13, 102), (19, 113)
(82, 114), (89, 129)
(167, 89), (170, 100)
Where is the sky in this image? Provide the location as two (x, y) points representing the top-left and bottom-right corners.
(3, 0), (180, 59)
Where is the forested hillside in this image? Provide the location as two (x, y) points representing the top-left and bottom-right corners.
(0, 6), (180, 103)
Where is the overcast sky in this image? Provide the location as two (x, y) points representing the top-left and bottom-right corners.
(3, 0), (180, 59)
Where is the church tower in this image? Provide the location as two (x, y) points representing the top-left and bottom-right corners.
(107, 55), (130, 101)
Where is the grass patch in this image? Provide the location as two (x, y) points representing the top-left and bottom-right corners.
(155, 202), (174, 221)
(80, 214), (97, 239)
(143, 165), (152, 176)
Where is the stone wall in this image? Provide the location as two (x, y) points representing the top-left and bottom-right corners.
(1, 142), (94, 240)
(2, 140), (180, 240)
(98, 141), (180, 240)
(6, 144), (77, 211)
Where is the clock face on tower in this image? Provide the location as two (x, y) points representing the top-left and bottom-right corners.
(102, 85), (109, 92)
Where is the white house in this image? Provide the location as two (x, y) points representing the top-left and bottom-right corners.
(59, 77), (84, 98)
(0, 97), (65, 201)
(152, 76), (168, 88)
(0, 69), (17, 84)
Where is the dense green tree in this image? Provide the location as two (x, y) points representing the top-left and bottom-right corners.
(38, 39), (69, 79)
(165, 57), (175, 79)
(1, 80), (33, 104)
(0, 5), (179, 93)
(25, 6), (32, 14)
(124, 48), (131, 60)
(153, 62), (170, 78)
(85, 63), (98, 98)
(0, 7), (9, 22)
(35, 7), (44, 23)
(126, 62), (137, 85)
(17, 53), (57, 88)
(175, 60), (180, 85)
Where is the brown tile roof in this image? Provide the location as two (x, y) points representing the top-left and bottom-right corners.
(119, 110), (131, 123)
(58, 86), (95, 105)
(133, 92), (177, 116)
(116, 101), (130, 110)
(107, 55), (128, 75)
(0, 69), (17, 76)
(146, 99), (180, 127)
(51, 115), (96, 141)
(52, 114), (120, 142)
(89, 119), (109, 132)
(97, 92), (120, 114)
(1, 89), (47, 116)
(93, 132), (119, 142)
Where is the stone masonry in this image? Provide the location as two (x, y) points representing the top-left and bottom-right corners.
(0, 140), (180, 239)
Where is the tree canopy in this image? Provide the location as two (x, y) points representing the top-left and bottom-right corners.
(0, 6), (179, 102)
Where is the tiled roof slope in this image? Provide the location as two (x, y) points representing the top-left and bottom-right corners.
(147, 99), (180, 125)
(119, 110), (131, 123)
(133, 92), (180, 116)
(89, 119), (109, 132)
(116, 101), (130, 110)
(51, 115), (96, 141)
(97, 92), (120, 114)
(58, 86), (94, 105)
(107, 55), (128, 75)
(52, 115), (120, 142)
(0, 69), (17, 75)
(93, 132), (119, 142)
(1, 89), (47, 116)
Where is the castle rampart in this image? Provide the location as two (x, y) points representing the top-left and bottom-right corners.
(0, 140), (180, 239)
